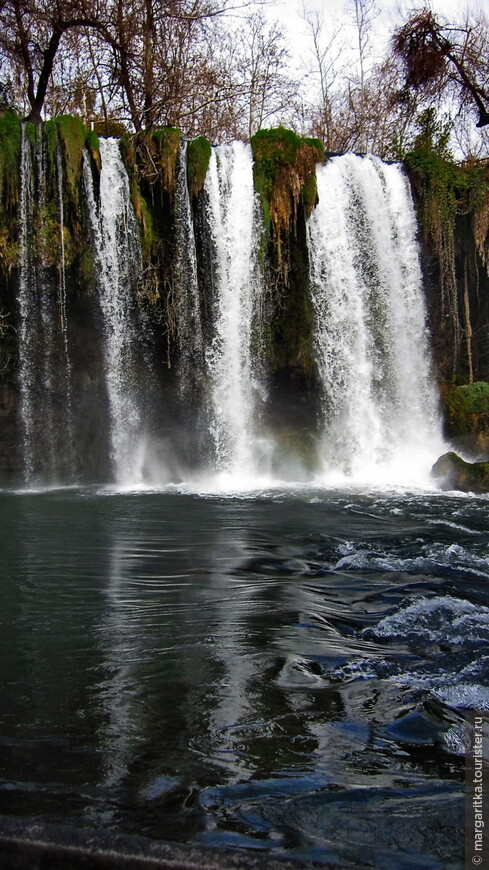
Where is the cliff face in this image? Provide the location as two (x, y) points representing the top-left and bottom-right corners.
(404, 148), (489, 456)
(0, 112), (488, 478)
(406, 154), (489, 384)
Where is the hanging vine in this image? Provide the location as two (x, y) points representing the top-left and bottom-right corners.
(404, 109), (489, 379)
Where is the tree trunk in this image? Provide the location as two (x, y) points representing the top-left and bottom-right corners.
(25, 29), (63, 123)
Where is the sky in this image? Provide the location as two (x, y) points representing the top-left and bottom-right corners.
(260, 0), (489, 156)
(267, 0), (478, 71)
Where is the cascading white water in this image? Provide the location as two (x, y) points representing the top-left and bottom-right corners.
(174, 140), (204, 395)
(204, 142), (267, 481)
(307, 154), (445, 486)
(17, 128), (75, 485)
(55, 146), (75, 471)
(83, 138), (146, 485)
(17, 126), (37, 482)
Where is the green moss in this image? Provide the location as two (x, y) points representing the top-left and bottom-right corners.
(34, 198), (75, 269)
(0, 112), (103, 287)
(0, 110), (21, 209)
(404, 110), (489, 378)
(129, 174), (155, 258)
(121, 127), (181, 196)
(118, 133), (156, 258)
(301, 172), (318, 218)
(0, 112), (22, 275)
(441, 382), (489, 455)
(443, 381), (489, 418)
(119, 133), (135, 168)
(251, 126), (324, 250)
(23, 120), (39, 147)
(117, 128), (182, 311)
(405, 147), (486, 228)
(76, 246), (96, 289)
(16, 116), (100, 276)
(186, 136), (211, 197)
(304, 137), (324, 159)
(0, 223), (19, 269)
(249, 128), (324, 380)
(251, 127), (301, 233)
(251, 129), (324, 197)
(43, 118), (60, 168)
(53, 115), (88, 198)
(152, 127), (181, 147)
(404, 110), (487, 235)
(85, 128), (101, 171)
(36, 200), (59, 267)
(252, 127), (303, 174)
(150, 127), (181, 191)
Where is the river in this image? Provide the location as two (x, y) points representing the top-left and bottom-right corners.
(0, 482), (487, 868)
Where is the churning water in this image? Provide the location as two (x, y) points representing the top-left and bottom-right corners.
(0, 483), (487, 868)
(307, 155), (445, 487)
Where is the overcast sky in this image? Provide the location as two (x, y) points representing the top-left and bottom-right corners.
(267, 0), (477, 72)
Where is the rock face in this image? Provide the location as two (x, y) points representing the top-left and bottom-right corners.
(431, 451), (489, 493)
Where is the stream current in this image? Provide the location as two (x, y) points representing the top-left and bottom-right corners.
(0, 482), (487, 868)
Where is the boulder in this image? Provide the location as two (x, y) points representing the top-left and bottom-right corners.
(431, 451), (489, 493)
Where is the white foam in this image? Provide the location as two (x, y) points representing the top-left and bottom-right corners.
(370, 595), (489, 644)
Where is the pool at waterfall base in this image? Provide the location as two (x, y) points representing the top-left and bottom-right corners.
(0, 482), (487, 869)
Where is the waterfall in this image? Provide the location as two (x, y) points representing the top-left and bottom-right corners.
(174, 140), (204, 396)
(17, 127), (38, 482)
(17, 127), (74, 485)
(307, 154), (444, 485)
(13, 132), (447, 491)
(203, 142), (267, 481)
(55, 146), (75, 472)
(83, 138), (147, 486)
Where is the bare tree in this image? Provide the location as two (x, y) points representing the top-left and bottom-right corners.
(233, 11), (297, 139)
(0, 0), (113, 123)
(299, 4), (344, 149)
(0, 0), (264, 129)
(393, 7), (489, 130)
(347, 0), (379, 151)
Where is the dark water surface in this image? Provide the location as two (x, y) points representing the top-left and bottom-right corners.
(0, 484), (488, 868)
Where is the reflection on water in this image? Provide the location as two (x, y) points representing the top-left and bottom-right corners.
(0, 486), (487, 867)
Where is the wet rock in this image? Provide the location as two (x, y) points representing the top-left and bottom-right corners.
(431, 451), (489, 493)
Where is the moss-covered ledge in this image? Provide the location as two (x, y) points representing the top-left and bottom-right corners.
(0, 112), (100, 287)
(403, 111), (489, 381)
(251, 127), (324, 270)
(40, 116), (100, 287)
(119, 127), (181, 321)
(186, 136), (211, 199)
(0, 110), (21, 274)
(120, 127), (181, 197)
(250, 127), (324, 415)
